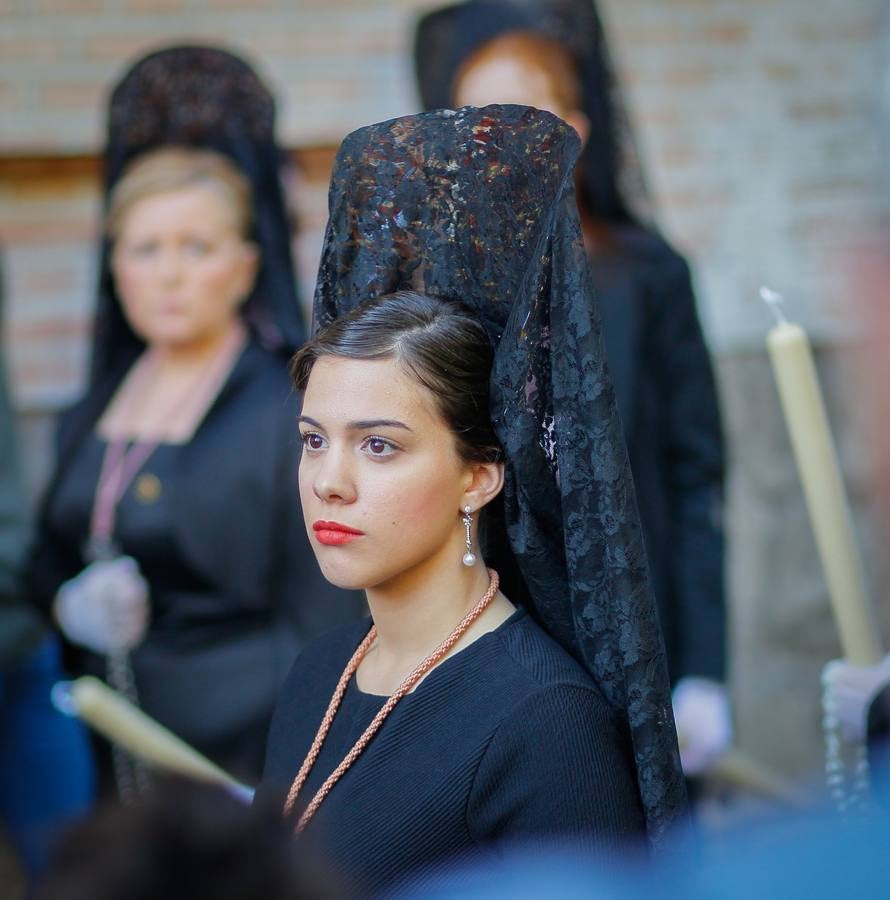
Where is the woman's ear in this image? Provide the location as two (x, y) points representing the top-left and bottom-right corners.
(463, 461), (505, 513)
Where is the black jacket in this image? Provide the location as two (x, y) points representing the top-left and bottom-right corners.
(26, 338), (364, 777)
(593, 227), (725, 683)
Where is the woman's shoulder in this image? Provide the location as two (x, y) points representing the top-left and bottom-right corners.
(606, 223), (682, 261)
(608, 224), (688, 274)
(203, 337), (300, 435)
(53, 369), (126, 457)
(490, 611), (612, 710)
(468, 615), (643, 837)
(599, 226), (695, 320)
(229, 338), (296, 398)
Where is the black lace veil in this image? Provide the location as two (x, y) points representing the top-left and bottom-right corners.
(412, 0), (653, 225)
(313, 105), (686, 847)
(91, 44), (305, 386)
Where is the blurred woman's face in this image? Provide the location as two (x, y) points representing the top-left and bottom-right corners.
(455, 52), (568, 119)
(298, 356), (477, 592)
(111, 185), (258, 350)
(453, 45), (589, 146)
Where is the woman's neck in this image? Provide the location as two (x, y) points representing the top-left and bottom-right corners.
(369, 564), (491, 654)
(98, 319), (247, 443)
(147, 319), (247, 377)
(358, 554), (514, 695)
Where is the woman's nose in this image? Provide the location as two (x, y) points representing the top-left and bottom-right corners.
(313, 448), (356, 504)
(156, 246), (183, 283)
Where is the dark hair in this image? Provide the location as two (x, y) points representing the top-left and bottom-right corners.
(37, 777), (346, 900)
(291, 291), (502, 464)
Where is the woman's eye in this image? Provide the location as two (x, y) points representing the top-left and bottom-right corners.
(184, 240), (212, 256)
(128, 241), (158, 258)
(300, 432), (327, 451)
(361, 436), (397, 457)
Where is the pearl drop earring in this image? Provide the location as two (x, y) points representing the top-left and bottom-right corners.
(462, 506), (476, 567)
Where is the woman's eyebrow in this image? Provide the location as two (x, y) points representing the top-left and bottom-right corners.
(349, 419), (413, 432)
(296, 416), (413, 433)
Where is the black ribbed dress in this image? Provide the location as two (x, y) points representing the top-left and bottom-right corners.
(261, 607), (644, 896)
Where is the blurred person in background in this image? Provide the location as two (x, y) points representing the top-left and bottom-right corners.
(37, 777), (346, 900)
(0, 260), (94, 883)
(414, 0), (730, 780)
(97, 45), (309, 361)
(25, 47), (363, 792)
(820, 15), (890, 810)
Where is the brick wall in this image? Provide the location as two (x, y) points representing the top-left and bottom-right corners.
(2, 0), (886, 408)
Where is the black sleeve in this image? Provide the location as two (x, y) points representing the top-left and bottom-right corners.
(0, 334), (27, 605)
(466, 685), (644, 857)
(647, 251), (726, 681)
(0, 309), (44, 657)
(22, 414), (83, 622)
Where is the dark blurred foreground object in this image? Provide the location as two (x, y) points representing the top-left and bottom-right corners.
(388, 797), (890, 899)
(413, 0), (726, 722)
(37, 777), (346, 900)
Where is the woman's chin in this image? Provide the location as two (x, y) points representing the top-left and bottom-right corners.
(137, 326), (202, 348)
(315, 558), (373, 592)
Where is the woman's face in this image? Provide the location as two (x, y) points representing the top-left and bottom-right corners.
(298, 355), (492, 592)
(111, 185), (258, 350)
(455, 52), (566, 117)
(453, 46), (590, 146)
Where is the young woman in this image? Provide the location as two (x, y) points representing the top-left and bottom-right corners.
(26, 147), (362, 787)
(261, 105), (686, 896)
(414, 0), (729, 777)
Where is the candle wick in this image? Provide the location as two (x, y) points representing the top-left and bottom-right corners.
(760, 285), (788, 325)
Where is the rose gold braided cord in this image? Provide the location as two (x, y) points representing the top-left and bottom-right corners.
(285, 569), (500, 833)
(284, 627), (377, 814)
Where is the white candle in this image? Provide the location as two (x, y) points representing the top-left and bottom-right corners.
(763, 288), (882, 665)
(58, 676), (253, 800)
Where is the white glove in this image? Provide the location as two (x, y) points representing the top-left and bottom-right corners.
(673, 677), (732, 776)
(54, 556), (150, 654)
(822, 654), (890, 743)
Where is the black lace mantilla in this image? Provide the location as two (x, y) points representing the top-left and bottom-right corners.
(107, 45), (274, 149)
(413, 0), (653, 225)
(313, 105), (687, 847)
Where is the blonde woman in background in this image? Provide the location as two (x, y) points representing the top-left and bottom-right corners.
(26, 147), (362, 789)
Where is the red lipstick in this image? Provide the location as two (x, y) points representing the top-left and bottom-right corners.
(312, 520), (365, 546)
